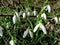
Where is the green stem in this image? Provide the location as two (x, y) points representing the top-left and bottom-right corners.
(27, 18), (33, 29)
(20, 4), (24, 11)
(7, 30), (12, 38)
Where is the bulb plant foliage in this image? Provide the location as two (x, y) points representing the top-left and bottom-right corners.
(0, 0), (60, 45)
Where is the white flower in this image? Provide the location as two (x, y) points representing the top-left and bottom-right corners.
(39, 23), (47, 34)
(27, 12), (30, 16)
(23, 30), (29, 38)
(43, 5), (51, 13)
(53, 17), (58, 23)
(29, 30), (33, 38)
(23, 12), (26, 19)
(9, 40), (14, 45)
(23, 29), (33, 38)
(46, 5), (51, 13)
(13, 15), (17, 24)
(33, 23), (40, 32)
(33, 22), (47, 34)
(41, 13), (47, 20)
(0, 26), (3, 37)
(33, 10), (37, 16)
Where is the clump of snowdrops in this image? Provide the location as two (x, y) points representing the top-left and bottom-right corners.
(0, 0), (60, 45)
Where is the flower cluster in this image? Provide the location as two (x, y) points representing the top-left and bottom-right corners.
(33, 22), (47, 34)
(23, 29), (33, 38)
(0, 4), (60, 45)
(19, 10), (37, 18)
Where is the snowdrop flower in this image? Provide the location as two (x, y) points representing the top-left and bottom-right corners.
(33, 22), (47, 34)
(53, 17), (58, 23)
(9, 40), (15, 45)
(43, 5), (51, 13)
(13, 15), (17, 24)
(41, 13), (47, 20)
(0, 26), (3, 37)
(33, 23), (40, 32)
(29, 30), (33, 38)
(46, 5), (51, 13)
(33, 10), (37, 16)
(23, 12), (26, 19)
(27, 12), (30, 16)
(23, 29), (33, 38)
(23, 30), (29, 38)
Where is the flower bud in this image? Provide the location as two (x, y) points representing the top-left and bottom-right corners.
(46, 5), (51, 13)
(53, 17), (58, 24)
(33, 10), (37, 16)
(27, 12), (30, 16)
(23, 12), (26, 19)
(41, 13), (47, 20)
(13, 15), (17, 24)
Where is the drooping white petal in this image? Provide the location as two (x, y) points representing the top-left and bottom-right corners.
(29, 30), (33, 38)
(23, 12), (26, 19)
(41, 13), (47, 20)
(9, 40), (14, 45)
(13, 15), (17, 24)
(39, 23), (47, 34)
(27, 12), (30, 16)
(33, 10), (37, 16)
(53, 17), (58, 23)
(43, 5), (51, 13)
(33, 23), (40, 32)
(46, 5), (51, 13)
(23, 30), (29, 38)
(0, 26), (3, 37)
